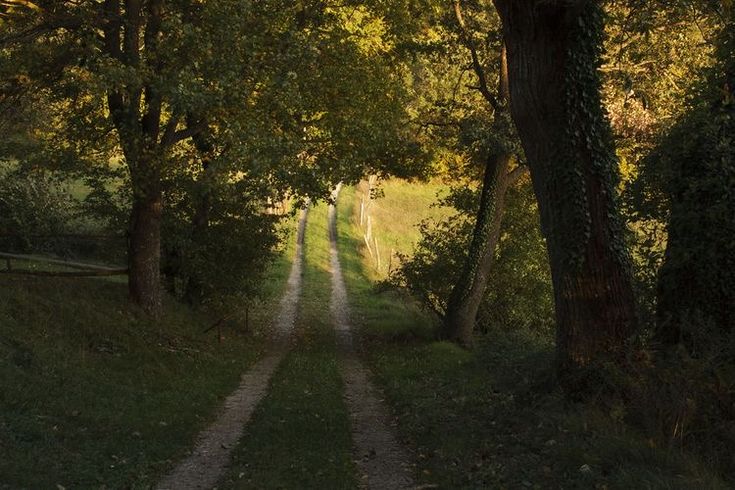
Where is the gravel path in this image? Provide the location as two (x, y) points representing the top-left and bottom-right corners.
(328, 186), (415, 490)
(157, 208), (308, 490)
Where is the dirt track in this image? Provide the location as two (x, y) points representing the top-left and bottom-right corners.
(328, 185), (415, 490)
(157, 208), (308, 490)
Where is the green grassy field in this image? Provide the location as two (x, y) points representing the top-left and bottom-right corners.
(219, 203), (357, 489)
(335, 184), (729, 489)
(349, 178), (450, 280)
(0, 233), (295, 488)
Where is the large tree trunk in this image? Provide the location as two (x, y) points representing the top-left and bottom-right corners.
(128, 164), (163, 316)
(443, 153), (512, 346)
(493, 0), (637, 374)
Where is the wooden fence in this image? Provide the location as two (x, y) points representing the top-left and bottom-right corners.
(0, 252), (128, 277)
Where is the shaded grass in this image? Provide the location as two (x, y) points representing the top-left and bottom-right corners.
(0, 221), (297, 488)
(219, 203), (357, 489)
(0, 278), (263, 489)
(335, 185), (729, 489)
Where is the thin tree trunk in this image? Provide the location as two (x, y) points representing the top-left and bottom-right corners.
(493, 0), (637, 375)
(443, 153), (512, 346)
(441, 6), (520, 346)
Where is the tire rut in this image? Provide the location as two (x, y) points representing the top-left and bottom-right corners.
(328, 185), (415, 490)
(157, 208), (308, 490)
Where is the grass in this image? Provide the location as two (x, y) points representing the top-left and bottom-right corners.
(0, 226), (296, 488)
(219, 202), (357, 489)
(351, 178), (449, 280)
(338, 185), (435, 342)
(335, 184), (730, 489)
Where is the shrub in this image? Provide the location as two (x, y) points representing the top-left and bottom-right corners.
(0, 163), (77, 254)
(392, 179), (554, 333)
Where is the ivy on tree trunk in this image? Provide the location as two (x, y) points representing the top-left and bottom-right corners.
(493, 0), (638, 377)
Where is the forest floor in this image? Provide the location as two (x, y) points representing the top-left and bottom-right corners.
(1, 181), (731, 489)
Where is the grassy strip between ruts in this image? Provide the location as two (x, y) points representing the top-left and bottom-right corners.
(219, 202), (357, 489)
(335, 184), (729, 489)
(0, 225), (296, 488)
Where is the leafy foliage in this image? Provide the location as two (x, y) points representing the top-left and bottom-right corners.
(0, 163), (76, 253)
(641, 7), (735, 346)
(161, 171), (283, 308)
(394, 179), (553, 333)
(603, 0), (722, 318)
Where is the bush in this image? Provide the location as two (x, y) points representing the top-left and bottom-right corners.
(392, 178), (554, 333)
(0, 164), (77, 254)
(161, 174), (284, 311)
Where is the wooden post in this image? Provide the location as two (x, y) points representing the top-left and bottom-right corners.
(363, 235), (374, 258)
(374, 236), (381, 271)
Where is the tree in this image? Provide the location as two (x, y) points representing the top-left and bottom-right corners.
(438, 1), (525, 346)
(1, 0), (424, 316)
(379, 0), (528, 346)
(604, 0), (720, 318)
(492, 0), (638, 375)
(651, 6), (735, 349)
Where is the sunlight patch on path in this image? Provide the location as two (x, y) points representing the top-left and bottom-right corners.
(328, 185), (415, 490)
(157, 208), (308, 490)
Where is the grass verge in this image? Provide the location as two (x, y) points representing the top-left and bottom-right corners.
(335, 184), (729, 489)
(218, 202), (357, 489)
(0, 227), (296, 488)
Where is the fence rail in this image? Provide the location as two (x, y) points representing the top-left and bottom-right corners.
(0, 252), (128, 276)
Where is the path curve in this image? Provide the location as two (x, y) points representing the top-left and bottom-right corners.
(157, 207), (308, 490)
(328, 185), (415, 490)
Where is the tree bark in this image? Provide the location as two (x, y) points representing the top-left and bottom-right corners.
(128, 173), (163, 316)
(493, 0), (637, 374)
(443, 152), (512, 346)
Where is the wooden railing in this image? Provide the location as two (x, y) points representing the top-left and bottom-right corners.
(0, 252), (127, 277)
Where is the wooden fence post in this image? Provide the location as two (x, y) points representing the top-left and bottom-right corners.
(374, 236), (381, 271)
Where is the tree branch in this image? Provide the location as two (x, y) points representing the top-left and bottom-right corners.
(453, 0), (499, 111)
(507, 164), (528, 184)
(161, 118), (207, 147)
